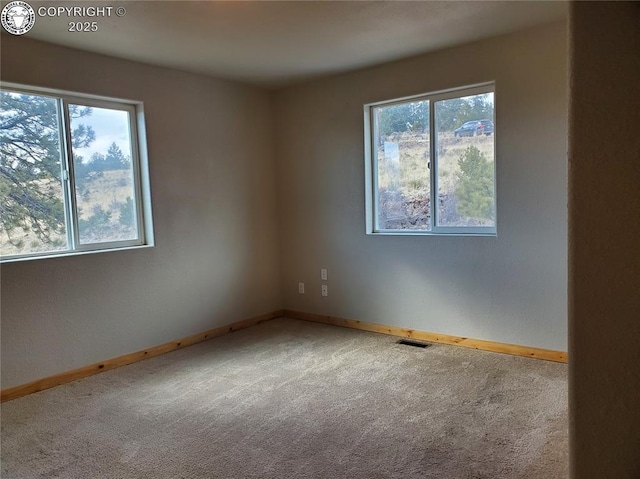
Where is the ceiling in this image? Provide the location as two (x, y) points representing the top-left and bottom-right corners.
(22, 1), (567, 88)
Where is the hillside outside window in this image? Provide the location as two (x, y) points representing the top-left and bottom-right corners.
(364, 83), (496, 235)
(0, 84), (154, 262)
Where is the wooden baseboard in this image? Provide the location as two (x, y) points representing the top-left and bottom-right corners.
(0, 310), (284, 403)
(284, 310), (567, 363)
(2, 308), (566, 402)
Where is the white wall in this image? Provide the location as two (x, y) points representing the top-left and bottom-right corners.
(275, 22), (568, 351)
(0, 36), (282, 389)
(0, 22), (568, 390)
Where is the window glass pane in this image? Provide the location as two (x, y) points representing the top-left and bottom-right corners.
(374, 100), (431, 230)
(69, 104), (138, 244)
(0, 91), (68, 256)
(435, 93), (495, 227)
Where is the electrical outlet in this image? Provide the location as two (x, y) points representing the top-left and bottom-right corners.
(321, 284), (328, 297)
(321, 268), (328, 281)
(298, 282), (305, 294)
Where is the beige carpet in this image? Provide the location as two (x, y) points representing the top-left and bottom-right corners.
(1, 318), (568, 478)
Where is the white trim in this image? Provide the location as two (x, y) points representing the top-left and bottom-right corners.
(363, 82), (495, 110)
(363, 107), (374, 234)
(428, 84), (495, 103)
(364, 82), (497, 236)
(62, 98), (82, 250)
(0, 83), (155, 262)
(429, 96), (436, 228)
(371, 107), (381, 232)
(0, 81), (142, 106)
(127, 104), (145, 244)
(0, 244), (154, 264)
(57, 98), (75, 251)
(136, 107), (155, 246)
(368, 230), (497, 237)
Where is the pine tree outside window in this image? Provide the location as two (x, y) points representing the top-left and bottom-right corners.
(364, 83), (496, 235)
(0, 84), (153, 262)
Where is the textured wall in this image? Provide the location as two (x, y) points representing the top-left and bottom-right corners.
(0, 22), (570, 391)
(568, 3), (640, 477)
(0, 36), (282, 389)
(275, 22), (568, 351)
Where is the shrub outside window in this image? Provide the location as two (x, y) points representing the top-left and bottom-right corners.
(0, 84), (153, 262)
(364, 83), (496, 235)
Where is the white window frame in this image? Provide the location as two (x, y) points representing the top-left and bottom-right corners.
(0, 82), (154, 263)
(364, 82), (496, 236)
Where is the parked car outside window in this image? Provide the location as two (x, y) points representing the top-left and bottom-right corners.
(480, 119), (494, 135)
(454, 119), (494, 137)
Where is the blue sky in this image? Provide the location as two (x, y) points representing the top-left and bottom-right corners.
(71, 106), (132, 163)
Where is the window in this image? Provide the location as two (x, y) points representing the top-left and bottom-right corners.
(364, 83), (496, 235)
(0, 84), (153, 261)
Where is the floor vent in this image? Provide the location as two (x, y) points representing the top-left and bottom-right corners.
(397, 339), (431, 348)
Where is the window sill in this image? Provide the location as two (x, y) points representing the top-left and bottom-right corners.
(367, 231), (497, 237)
(0, 243), (154, 264)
